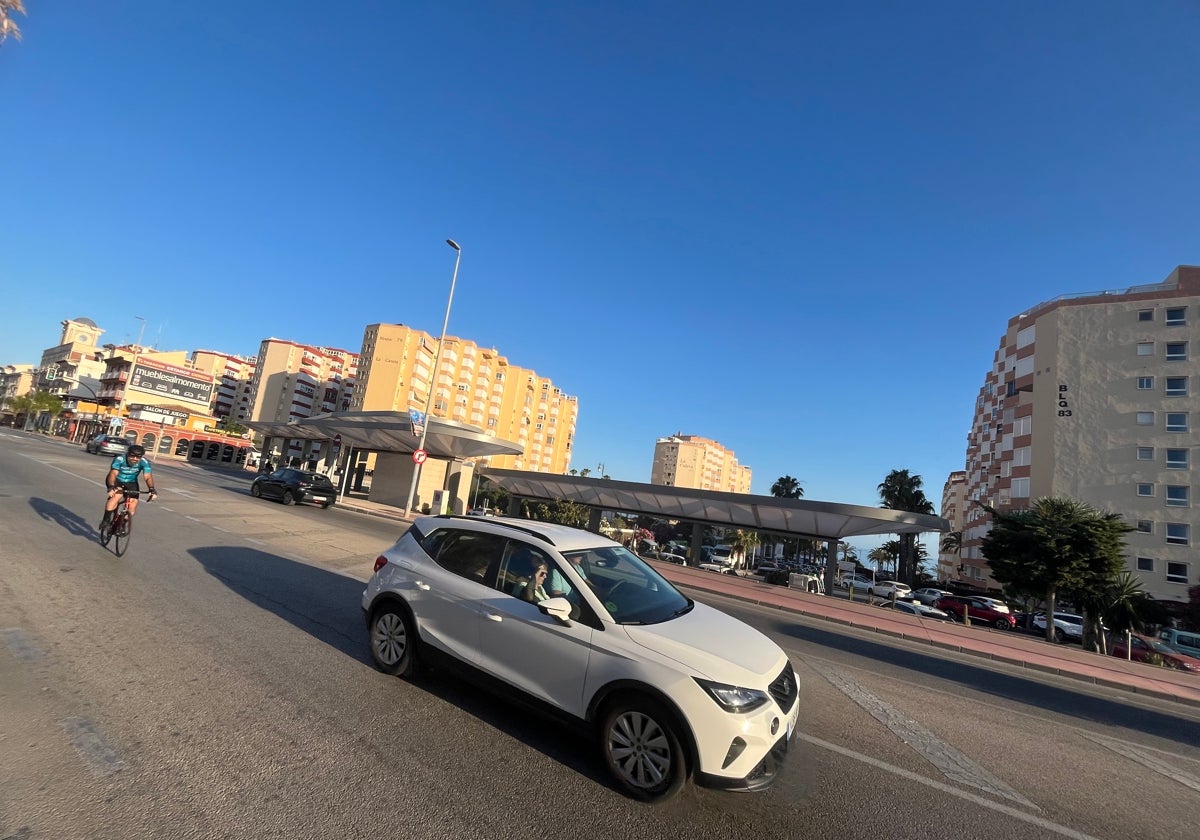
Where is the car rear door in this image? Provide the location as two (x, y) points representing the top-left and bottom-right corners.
(411, 529), (506, 665)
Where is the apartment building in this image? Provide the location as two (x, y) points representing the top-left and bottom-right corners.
(937, 471), (967, 583)
(353, 323), (578, 473)
(650, 434), (752, 494)
(35, 317), (109, 397)
(957, 265), (1200, 603)
(191, 350), (258, 421)
(246, 339), (358, 424)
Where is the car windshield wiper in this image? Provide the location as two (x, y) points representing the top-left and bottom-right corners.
(670, 601), (695, 618)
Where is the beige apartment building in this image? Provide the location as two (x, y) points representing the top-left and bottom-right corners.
(353, 323), (578, 473)
(650, 434), (752, 494)
(956, 265), (1200, 604)
(191, 350), (258, 421)
(937, 471), (967, 583)
(36, 317), (110, 398)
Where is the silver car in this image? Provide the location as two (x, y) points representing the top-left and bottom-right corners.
(85, 434), (130, 456)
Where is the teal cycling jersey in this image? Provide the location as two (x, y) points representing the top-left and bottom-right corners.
(109, 454), (153, 485)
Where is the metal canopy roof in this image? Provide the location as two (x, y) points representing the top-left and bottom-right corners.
(482, 469), (949, 541)
(246, 411), (524, 460)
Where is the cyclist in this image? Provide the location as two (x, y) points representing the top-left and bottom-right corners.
(99, 443), (157, 531)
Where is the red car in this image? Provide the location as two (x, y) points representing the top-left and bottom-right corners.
(1110, 635), (1200, 673)
(933, 595), (1016, 630)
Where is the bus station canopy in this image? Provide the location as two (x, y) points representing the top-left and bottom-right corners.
(246, 411), (524, 460)
(480, 468), (949, 542)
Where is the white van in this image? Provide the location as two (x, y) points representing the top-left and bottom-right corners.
(1158, 628), (1200, 659)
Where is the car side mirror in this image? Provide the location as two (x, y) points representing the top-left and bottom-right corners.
(538, 596), (573, 625)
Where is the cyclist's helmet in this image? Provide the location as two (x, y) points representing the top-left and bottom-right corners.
(128, 445), (146, 457)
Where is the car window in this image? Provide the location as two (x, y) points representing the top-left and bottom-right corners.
(432, 530), (505, 583)
(561, 545), (689, 624)
(495, 541), (556, 597)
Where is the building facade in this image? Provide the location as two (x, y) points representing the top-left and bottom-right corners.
(191, 350), (258, 421)
(650, 434), (752, 493)
(35, 317), (109, 398)
(937, 471), (967, 583)
(957, 265), (1200, 603)
(353, 323), (578, 473)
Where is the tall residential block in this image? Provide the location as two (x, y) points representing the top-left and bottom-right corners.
(353, 323), (578, 473)
(191, 350), (258, 421)
(247, 339), (358, 425)
(958, 265), (1200, 603)
(650, 434), (752, 493)
(937, 471), (967, 583)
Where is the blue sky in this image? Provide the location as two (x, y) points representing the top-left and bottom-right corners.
(3, 2), (1198, 547)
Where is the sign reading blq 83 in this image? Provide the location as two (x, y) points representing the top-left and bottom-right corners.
(128, 357), (215, 407)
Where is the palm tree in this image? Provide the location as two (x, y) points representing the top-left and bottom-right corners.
(770, 475), (804, 499)
(877, 469), (935, 584)
(579, 468), (591, 477)
(1, 0), (25, 44)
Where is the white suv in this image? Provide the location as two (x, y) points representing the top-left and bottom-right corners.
(1032, 612), (1084, 642)
(363, 515), (799, 801)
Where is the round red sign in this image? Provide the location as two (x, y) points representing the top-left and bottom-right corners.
(412, 449), (428, 464)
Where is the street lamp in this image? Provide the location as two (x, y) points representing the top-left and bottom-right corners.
(135, 316), (146, 349)
(404, 239), (462, 513)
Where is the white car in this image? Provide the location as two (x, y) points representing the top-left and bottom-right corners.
(467, 507), (496, 517)
(1032, 612), (1084, 642)
(882, 600), (952, 620)
(363, 515), (799, 801)
(837, 575), (875, 590)
(911, 587), (951, 606)
(866, 580), (912, 600)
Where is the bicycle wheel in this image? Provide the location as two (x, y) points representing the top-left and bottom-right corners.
(113, 514), (131, 556)
(99, 518), (113, 547)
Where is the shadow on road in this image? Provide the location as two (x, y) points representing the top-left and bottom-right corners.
(29, 496), (98, 541)
(188, 545), (615, 792)
(772, 620), (1200, 746)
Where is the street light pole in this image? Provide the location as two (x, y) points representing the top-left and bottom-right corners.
(135, 316), (146, 349)
(404, 239), (462, 513)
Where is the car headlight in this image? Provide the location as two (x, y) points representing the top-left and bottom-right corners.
(694, 678), (770, 713)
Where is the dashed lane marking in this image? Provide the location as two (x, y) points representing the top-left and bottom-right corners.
(60, 716), (124, 777)
(1084, 732), (1200, 794)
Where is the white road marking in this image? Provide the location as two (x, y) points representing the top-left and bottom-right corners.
(60, 716), (124, 777)
(810, 661), (1038, 809)
(1085, 732), (1200, 793)
(797, 733), (1101, 840)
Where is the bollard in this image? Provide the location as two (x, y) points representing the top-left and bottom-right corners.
(964, 604), (971, 626)
(1125, 629), (1132, 661)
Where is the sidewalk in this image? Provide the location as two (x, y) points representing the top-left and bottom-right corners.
(317, 497), (1200, 708)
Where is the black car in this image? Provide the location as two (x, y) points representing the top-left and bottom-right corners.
(250, 468), (337, 508)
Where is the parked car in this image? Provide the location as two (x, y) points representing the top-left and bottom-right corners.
(911, 587), (951, 606)
(1158, 628), (1200, 659)
(657, 552), (687, 565)
(363, 515), (800, 801)
(85, 434), (130, 456)
(867, 580), (912, 600)
(467, 507), (496, 517)
(1032, 612), (1085, 643)
(837, 574), (875, 590)
(698, 562), (739, 575)
(1110, 634), (1200, 673)
(933, 595), (1016, 629)
(249, 468), (337, 508)
(880, 600), (952, 620)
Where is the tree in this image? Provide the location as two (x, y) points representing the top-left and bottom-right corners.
(877, 469), (935, 584)
(526, 498), (589, 529)
(579, 468), (591, 477)
(1, 0), (25, 44)
(770, 475), (804, 499)
(869, 542), (899, 577)
(729, 529), (761, 569)
(980, 497), (1131, 644)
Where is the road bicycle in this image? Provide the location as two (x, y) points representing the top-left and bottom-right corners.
(99, 488), (151, 556)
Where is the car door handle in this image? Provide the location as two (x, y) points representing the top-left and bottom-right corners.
(415, 581), (431, 591)
(485, 612), (503, 622)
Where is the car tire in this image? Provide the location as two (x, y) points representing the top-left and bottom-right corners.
(282, 490), (297, 506)
(600, 696), (688, 803)
(321, 501), (333, 509)
(994, 618), (1009, 630)
(369, 602), (417, 677)
(1053, 628), (1065, 643)
(250, 484), (263, 498)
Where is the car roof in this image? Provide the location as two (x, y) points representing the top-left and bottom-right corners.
(416, 514), (620, 552)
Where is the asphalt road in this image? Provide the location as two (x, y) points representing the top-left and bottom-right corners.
(3, 431), (1199, 840)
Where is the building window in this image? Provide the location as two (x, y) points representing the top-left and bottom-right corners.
(1166, 307), (1187, 326)
(1166, 561), (1189, 583)
(1166, 376), (1189, 397)
(1136, 411), (1154, 426)
(1010, 477), (1030, 498)
(1136, 342), (1154, 356)
(1138, 309), (1154, 322)
(1137, 446), (1154, 461)
(1137, 376), (1154, 390)
(1167, 412), (1189, 432)
(1166, 342), (1188, 361)
(1137, 483), (1154, 497)
(1136, 520), (1153, 534)
(1137, 557), (1154, 572)
(1166, 523), (1190, 545)
(1166, 448), (1189, 469)
(1166, 486), (1190, 507)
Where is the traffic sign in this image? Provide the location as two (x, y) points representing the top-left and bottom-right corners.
(412, 449), (428, 465)
(333, 434), (342, 447)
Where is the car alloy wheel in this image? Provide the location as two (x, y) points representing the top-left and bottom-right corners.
(370, 604), (416, 677)
(282, 490), (297, 506)
(994, 618), (1009, 630)
(250, 484), (263, 498)
(601, 698), (687, 802)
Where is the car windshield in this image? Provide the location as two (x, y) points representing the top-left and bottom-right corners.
(560, 544), (690, 625)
